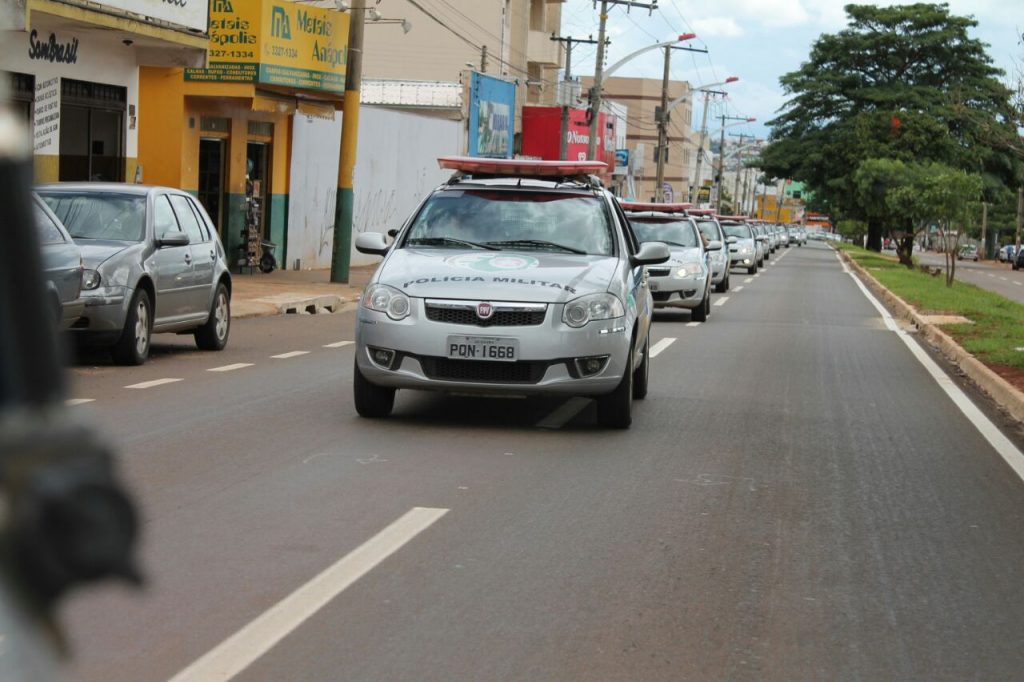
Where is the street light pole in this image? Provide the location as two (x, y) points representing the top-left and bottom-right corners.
(586, 0), (609, 161)
(331, 0), (366, 283)
(552, 34), (599, 161)
(654, 46), (671, 202)
(690, 93), (713, 202)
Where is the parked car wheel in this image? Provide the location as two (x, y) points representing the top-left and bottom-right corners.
(194, 283), (231, 351)
(111, 289), (152, 366)
(596, 345), (633, 429)
(632, 334), (649, 400)
(353, 360), (396, 418)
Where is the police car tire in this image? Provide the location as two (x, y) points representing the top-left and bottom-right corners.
(597, 349), (633, 429)
(692, 291), (709, 322)
(353, 360), (395, 418)
(632, 334), (649, 400)
(748, 264), (757, 275)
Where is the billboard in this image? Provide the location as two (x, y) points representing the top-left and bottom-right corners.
(520, 106), (615, 173)
(468, 72), (515, 158)
(185, 0), (350, 94)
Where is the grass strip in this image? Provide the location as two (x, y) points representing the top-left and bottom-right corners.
(836, 242), (1024, 370)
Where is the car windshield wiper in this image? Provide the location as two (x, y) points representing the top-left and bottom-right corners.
(406, 237), (499, 250)
(659, 241), (692, 247)
(485, 239), (587, 254)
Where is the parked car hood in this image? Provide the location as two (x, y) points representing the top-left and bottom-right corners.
(75, 239), (142, 269)
(376, 248), (621, 303)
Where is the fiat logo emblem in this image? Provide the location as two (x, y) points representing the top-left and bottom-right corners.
(477, 302), (494, 319)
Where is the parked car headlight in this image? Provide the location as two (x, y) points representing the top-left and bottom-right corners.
(81, 269), (101, 290)
(362, 283), (411, 320)
(562, 293), (624, 328)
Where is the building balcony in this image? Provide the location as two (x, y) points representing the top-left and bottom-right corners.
(527, 30), (561, 68)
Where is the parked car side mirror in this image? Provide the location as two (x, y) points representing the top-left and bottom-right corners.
(355, 232), (390, 256)
(631, 241), (670, 266)
(706, 240), (723, 251)
(157, 231), (190, 248)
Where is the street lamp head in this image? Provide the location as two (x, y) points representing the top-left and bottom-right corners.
(678, 33), (697, 41)
(725, 76), (739, 83)
(747, 117), (756, 122)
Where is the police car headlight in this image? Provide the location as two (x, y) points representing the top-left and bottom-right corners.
(81, 269), (101, 290)
(362, 284), (411, 321)
(562, 293), (624, 328)
(676, 265), (700, 277)
(739, 246), (753, 255)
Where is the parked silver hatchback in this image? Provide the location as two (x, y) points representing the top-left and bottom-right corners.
(352, 158), (670, 428)
(37, 184), (232, 365)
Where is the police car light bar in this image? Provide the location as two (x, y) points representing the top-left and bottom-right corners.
(618, 201), (693, 213)
(715, 214), (748, 221)
(685, 208), (716, 216)
(438, 156), (608, 177)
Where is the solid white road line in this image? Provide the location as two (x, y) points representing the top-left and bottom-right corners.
(66, 398), (95, 406)
(713, 297), (729, 307)
(686, 321), (701, 327)
(839, 253), (1024, 483)
(125, 378), (183, 390)
(208, 363), (254, 373)
(271, 351), (310, 359)
(536, 397), (591, 429)
(168, 507), (449, 682)
(649, 337), (676, 357)
(323, 341), (354, 348)
(733, 286), (744, 292)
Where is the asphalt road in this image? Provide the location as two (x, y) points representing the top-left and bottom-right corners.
(61, 242), (1024, 681)
(912, 251), (1024, 303)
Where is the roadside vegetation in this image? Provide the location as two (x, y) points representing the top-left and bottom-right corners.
(836, 243), (1024, 372)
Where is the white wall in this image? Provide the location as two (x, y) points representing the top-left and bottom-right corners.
(351, 106), (462, 266)
(287, 112), (343, 269)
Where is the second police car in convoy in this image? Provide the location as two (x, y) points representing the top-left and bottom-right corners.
(352, 158), (670, 429)
(617, 202), (722, 321)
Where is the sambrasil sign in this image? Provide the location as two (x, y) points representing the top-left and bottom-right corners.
(185, 0), (349, 94)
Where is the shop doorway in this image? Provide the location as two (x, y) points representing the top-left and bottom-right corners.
(246, 141), (270, 238)
(58, 78), (126, 182)
(198, 138), (226, 237)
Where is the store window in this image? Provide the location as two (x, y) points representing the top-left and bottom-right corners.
(59, 78), (126, 182)
(7, 72), (35, 124)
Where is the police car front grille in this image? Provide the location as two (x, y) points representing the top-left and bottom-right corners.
(652, 292), (673, 302)
(647, 267), (671, 277)
(425, 306), (546, 327)
(419, 357), (548, 384)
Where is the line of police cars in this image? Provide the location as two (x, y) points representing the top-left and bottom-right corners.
(352, 157), (806, 429)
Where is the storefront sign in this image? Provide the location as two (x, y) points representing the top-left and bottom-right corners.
(184, 0), (349, 94)
(467, 72), (515, 159)
(28, 30), (79, 64)
(33, 77), (60, 153)
(99, 0), (208, 33)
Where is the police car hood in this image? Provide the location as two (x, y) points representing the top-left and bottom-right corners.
(379, 248), (620, 303)
(666, 246), (703, 265)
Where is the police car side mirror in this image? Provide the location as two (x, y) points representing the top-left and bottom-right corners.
(726, 236), (737, 245)
(355, 232), (390, 255)
(706, 240), (723, 252)
(632, 241), (670, 266)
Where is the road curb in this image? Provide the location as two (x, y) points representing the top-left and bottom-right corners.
(838, 249), (1024, 425)
(232, 294), (351, 320)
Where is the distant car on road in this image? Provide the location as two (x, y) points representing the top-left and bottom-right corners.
(34, 193), (84, 330)
(37, 184), (232, 365)
(958, 245), (979, 261)
(1013, 247), (1024, 271)
(997, 244), (1016, 262)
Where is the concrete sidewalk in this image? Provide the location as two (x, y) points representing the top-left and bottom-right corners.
(230, 265), (375, 319)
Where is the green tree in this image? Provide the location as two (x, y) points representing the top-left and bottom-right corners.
(760, 3), (1021, 251)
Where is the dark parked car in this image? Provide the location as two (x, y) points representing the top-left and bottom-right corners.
(34, 194), (84, 329)
(1013, 246), (1024, 271)
(37, 184), (233, 365)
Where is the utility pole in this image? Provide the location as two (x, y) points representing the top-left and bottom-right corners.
(713, 114), (749, 213)
(330, 0), (366, 283)
(551, 34), (599, 160)
(741, 165), (752, 215)
(731, 133), (746, 213)
(480, 45), (488, 73)
(690, 92), (712, 203)
(1016, 186), (1023, 256)
(980, 201), (988, 259)
(587, 0), (659, 160)
(654, 45), (671, 202)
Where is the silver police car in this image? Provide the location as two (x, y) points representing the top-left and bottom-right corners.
(619, 202), (720, 322)
(720, 218), (759, 274)
(352, 157), (670, 429)
(688, 208), (732, 292)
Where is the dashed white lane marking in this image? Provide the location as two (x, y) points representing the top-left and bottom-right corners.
(686, 321), (701, 327)
(168, 507), (448, 682)
(271, 351), (310, 359)
(733, 286), (744, 292)
(753, 273), (761, 278)
(1000, 277), (1009, 282)
(839, 251), (1024, 483)
(536, 397), (591, 429)
(66, 398), (95, 406)
(125, 378), (183, 390)
(743, 277), (754, 283)
(649, 337), (676, 357)
(323, 341), (354, 348)
(988, 274), (996, 278)
(208, 363), (254, 373)
(713, 296), (730, 307)
(1014, 281), (1022, 286)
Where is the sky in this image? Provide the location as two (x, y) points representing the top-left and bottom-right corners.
(560, 0), (1023, 141)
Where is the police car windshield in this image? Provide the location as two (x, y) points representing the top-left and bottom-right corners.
(630, 219), (699, 248)
(722, 223), (752, 239)
(406, 190), (613, 256)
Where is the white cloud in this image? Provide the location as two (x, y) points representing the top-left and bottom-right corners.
(692, 17), (745, 38)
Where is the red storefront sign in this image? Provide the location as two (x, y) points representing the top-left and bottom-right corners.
(521, 106), (616, 174)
